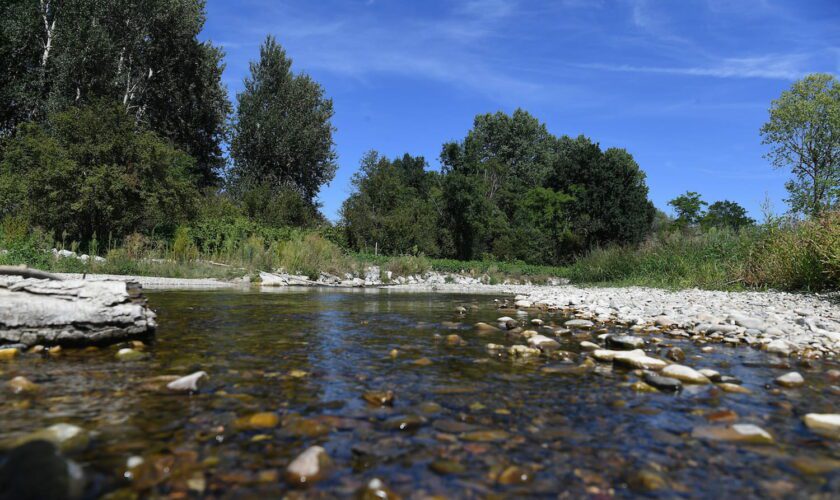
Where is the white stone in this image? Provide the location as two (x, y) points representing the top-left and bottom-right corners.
(167, 371), (208, 392)
(661, 364), (710, 384)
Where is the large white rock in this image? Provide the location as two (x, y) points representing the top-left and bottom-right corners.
(661, 364), (711, 384)
(803, 414), (840, 439)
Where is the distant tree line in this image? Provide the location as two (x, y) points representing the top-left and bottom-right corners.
(0, 0), (836, 267)
(341, 110), (656, 265)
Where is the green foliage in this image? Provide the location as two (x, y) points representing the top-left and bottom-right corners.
(341, 151), (441, 256)
(386, 255), (432, 277)
(0, 0), (231, 185)
(0, 103), (199, 243)
(230, 36), (336, 202)
(276, 234), (352, 279)
(241, 183), (325, 229)
(668, 191), (707, 227)
(761, 73), (840, 216)
(702, 200), (755, 230)
(744, 211), (839, 291)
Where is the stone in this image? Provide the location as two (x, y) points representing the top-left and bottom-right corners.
(474, 322), (500, 332)
(286, 446), (331, 486)
(242, 412), (279, 429)
(654, 316), (676, 327)
(628, 469), (667, 492)
(660, 364), (711, 384)
(530, 319), (544, 326)
(718, 383), (751, 394)
(613, 350), (667, 370)
(790, 456), (840, 475)
(508, 345), (541, 357)
(0, 441), (85, 500)
(766, 339), (794, 356)
(698, 369), (721, 381)
(642, 372), (682, 392)
(579, 341), (599, 351)
(429, 459), (466, 475)
(166, 371), (208, 392)
(115, 348), (146, 361)
(691, 424), (774, 445)
(497, 465), (532, 485)
(0, 348), (19, 360)
(515, 300), (532, 308)
(605, 335), (645, 350)
(357, 478), (398, 500)
(665, 347), (685, 362)
(527, 334), (560, 351)
(631, 381), (659, 392)
(382, 414), (427, 432)
(412, 357), (432, 366)
(362, 390), (394, 406)
(592, 349), (623, 362)
(802, 414), (840, 439)
(775, 372), (805, 388)
(565, 319), (594, 329)
(2, 423), (90, 453)
(446, 334), (465, 346)
(8, 376), (39, 394)
(460, 429), (510, 442)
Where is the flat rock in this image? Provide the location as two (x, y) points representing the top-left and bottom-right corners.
(803, 414), (840, 439)
(613, 350), (667, 370)
(775, 372), (805, 388)
(565, 319), (594, 329)
(166, 371), (208, 392)
(661, 364), (711, 384)
(691, 424), (774, 445)
(605, 335), (645, 350)
(642, 372), (682, 392)
(528, 335), (560, 351)
(286, 446), (331, 486)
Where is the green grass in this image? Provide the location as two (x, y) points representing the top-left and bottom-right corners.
(1, 212), (837, 291)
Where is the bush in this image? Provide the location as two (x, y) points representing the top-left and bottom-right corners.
(744, 212), (839, 291)
(386, 255), (431, 276)
(276, 234), (352, 279)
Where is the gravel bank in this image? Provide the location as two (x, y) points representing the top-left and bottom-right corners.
(53, 273), (241, 290)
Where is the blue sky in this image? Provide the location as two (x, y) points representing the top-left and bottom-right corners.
(201, 0), (840, 221)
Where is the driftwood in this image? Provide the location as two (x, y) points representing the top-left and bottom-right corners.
(0, 273), (156, 347)
(0, 265), (63, 281)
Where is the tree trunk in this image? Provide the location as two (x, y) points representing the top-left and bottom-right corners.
(0, 275), (156, 347)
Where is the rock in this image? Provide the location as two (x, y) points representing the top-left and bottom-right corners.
(660, 364), (710, 384)
(284, 418), (331, 438)
(429, 459), (466, 475)
(790, 456), (840, 475)
(0, 275), (156, 347)
(514, 300), (532, 308)
(691, 424), (774, 445)
(665, 347), (685, 362)
(605, 335), (645, 350)
(285, 446), (331, 486)
(705, 409), (738, 423)
(718, 383), (751, 394)
(497, 465), (532, 485)
(527, 335), (560, 351)
(166, 371), (208, 392)
(460, 429), (510, 442)
(530, 319), (544, 326)
(654, 316), (676, 327)
(775, 372), (805, 388)
(486, 343), (504, 352)
(238, 412), (280, 429)
(0, 348), (19, 360)
(508, 344), (541, 357)
(803, 414), (840, 439)
(766, 339), (794, 356)
(631, 381), (659, 392)
(642, 372), (682, 392)
(579, 340), (599, 351)
(362, 390), (394, 406)
(8, 376), (40, 394)
(357, 478), (399, 500)
(446, 334), (465, 346)
(698, 369), (721, 382)
(565, 319), (594, 329)
(613, 350), (667, 370)
(474, 322), (499, 332)
(592, 349), (623, 362)
(497, 316), (514, 323)
(628, 469), (667, 492)
(382, 415), (427, 432)
(115, 348), (146, 361)
(0, 441), (85, 500)
(2, 423), (90, 453)
(412, 357), (432, 366)
(455, 306), (467, 315)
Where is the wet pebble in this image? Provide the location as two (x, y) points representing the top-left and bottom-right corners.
(774, 372), (805, 388)
(8, 376), (40, 394)
(115, 348), (146, 361)
(166, 371), (208, 392)
(642, 372), (682, 392)
(802, 414), (840, 439)
(286, 445), (331, 486)
(363, 390), (395, 406)
(660, 364), (710, 384)
(606, 335), (645, 350)
(613, 350), (667, 370)
(691, 424), (774, 445)
(565, 319), (594, 329)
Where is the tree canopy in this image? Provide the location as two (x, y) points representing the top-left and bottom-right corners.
(761, 73), (840, 216)
(229, 36), (337, 202)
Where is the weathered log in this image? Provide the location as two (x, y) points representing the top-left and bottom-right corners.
(0, 275), (156, 347)
(0, 265), (63, 281)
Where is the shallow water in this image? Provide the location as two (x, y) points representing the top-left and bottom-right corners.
(2, 289), (839, 498)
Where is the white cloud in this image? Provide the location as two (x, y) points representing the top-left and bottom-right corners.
(579, 54), (810, 80)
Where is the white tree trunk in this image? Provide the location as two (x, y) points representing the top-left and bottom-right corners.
(40, 0), (56, 67)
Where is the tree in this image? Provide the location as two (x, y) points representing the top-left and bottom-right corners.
(760, 73), (840, 216)
(0, 0), (231, 186)
(668, 191), (707, 227)
(341, 152), (440, 255)
(548, 136), (655, 249)
(0, 103), (198, 242)
(702, 200), (755, 230)
(229, 36), (337, 202)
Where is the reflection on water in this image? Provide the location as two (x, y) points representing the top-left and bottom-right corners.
(1, 288), (839, 498)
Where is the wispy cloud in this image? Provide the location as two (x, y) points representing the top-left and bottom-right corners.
(579, 54), (810, 80)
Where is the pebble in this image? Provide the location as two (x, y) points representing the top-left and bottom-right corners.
(166, 371), (208, 392)
(357, 478), (398, 500)
(612, 350), (667, 370)
(115, 348), (146, 361)
(474, 322), (500, 332)
(698, 369), (720, 381)
(605, 335), (645, 350)
(508, 345), (541, 357)
(527, 335), (560, 351)
(8, 376), (40, 394)
(802, 414), (840, 439)
(718, 383), (751, 394)
(775, 372), (805, 388)
(446, 334), (465, 346)
(460, 429), (510, 442)
(0, 348), (20, 360)
(565, 319), (594, 329)
(642, 372), (682, 392)
(691, 424), (774, 444)
(429, 459), (466, 475)
(660, 364), (711, 384)
(579, 341), (599, 351)
(2, 423), (90, 453)
(286, 446), (331, 486)
(362, 390), (395, 406)
(497, 465), (532, 485)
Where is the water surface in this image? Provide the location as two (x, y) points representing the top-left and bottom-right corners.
(2, 289), (839, 498)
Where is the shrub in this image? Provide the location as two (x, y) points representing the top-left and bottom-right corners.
(386, 255), (431, 276)
(276, 234), (352, 279)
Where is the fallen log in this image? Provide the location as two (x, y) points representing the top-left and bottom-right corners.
(0, 274), (156, 347)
